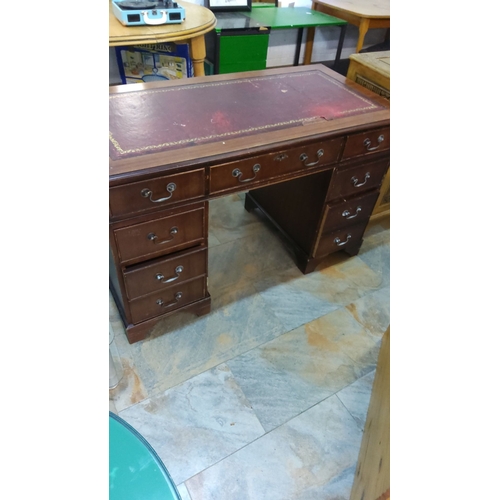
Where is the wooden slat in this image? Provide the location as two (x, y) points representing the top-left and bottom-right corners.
(350, 327), (390, 500)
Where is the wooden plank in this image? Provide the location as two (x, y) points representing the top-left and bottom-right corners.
(350, 327), (390, 500)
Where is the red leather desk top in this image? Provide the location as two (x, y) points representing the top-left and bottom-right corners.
(109, 68), (385, 161)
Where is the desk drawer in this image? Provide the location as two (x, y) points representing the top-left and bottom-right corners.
(322, 191), (380, 232)
(314, 221), (368, 258)
(328, 158), (389, 200)
(209, 138), (343, 194)
(123, 247), (208, 300)
(342, 127), (390, 160)
(109, 169), (205, 218)
(128, 276), (207, 324)
(113, 206), (206, 264)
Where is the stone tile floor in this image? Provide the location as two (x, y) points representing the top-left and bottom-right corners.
(109, 192), (390, 500)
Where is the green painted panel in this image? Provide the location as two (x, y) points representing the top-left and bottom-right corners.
(219, 34), (269, 73)
(219, 60), (267, 74)
(244, 7), (347, 29)
(219, 34), (269, 61)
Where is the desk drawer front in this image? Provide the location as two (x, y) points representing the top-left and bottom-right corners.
(128, 276), (207, 324)
(323, 191), (380, 232)
(209, 138), (343, 194)
(342, 127), (390, 160)
(124, 247), (207, 300)
(328, 158), (389, 200)
(314, 221), (368, 258)
(114, 206), (205, 264)
(109, 169), (205, 218)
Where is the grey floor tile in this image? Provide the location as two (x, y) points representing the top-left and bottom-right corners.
(357, 228), (390, 288)
(227, 307), (380, 432)
(253, 254), (385, 332)
(126, 283), (287, 397)
(346, 286), (390, 339)
(208, 230), (221, 248)
(176, 483), (192, 500)
(296, 464), (356, 500)
(184, 393), (362, 500)
(208, 226), (296, 293)
(118, 364), (265, 486)
(336, 369), (376, 430)
(254, 269), (341, 332)
(363, 218), (390, 238)
(208, 194), (267, 245)
(109, 199), (390, 499)
(109, 293), (149, 411)
(109, 399), (118, 414)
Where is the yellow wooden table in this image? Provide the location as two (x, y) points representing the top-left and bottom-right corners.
(109, 0), (217, 77)
(303, 0), (389, 63)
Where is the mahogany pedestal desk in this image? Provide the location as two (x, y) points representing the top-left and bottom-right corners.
(109, 65), (390, 344)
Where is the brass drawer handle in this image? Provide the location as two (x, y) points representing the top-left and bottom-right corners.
(147, 226), (178, 245)
(300, 149), (324, 167)
(342, 207), (362, 219)
(156, 265), (184, 284)
(334, 234), (352, 246)
(351, 173), (370, 188)
(156, 292), (182, 308)
(141, 182), (176, 203)
(232, 164), (261, 183)
(363, 135), (384, 151)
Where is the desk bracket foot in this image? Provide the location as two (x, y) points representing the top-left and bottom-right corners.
(343, 238), (363, 256)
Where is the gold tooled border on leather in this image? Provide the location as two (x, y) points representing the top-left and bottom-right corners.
(109, 71), (382, 158)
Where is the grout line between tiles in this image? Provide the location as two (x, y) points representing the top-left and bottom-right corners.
(335, 368), (376, 431)
(110, 294), (384, 413)
(179, 370), (371, 487)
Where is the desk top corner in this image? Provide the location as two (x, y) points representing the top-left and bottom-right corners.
(312, 0), (389, 19)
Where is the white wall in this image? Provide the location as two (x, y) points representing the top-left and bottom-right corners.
(109, 0), (386, 83)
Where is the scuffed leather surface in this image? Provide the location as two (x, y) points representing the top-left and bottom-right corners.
(109, 69), (384, 160)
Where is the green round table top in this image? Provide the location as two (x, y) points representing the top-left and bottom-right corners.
(109, 412), (180, 500)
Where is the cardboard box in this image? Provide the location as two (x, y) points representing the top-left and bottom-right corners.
(115, 43), (193, 84)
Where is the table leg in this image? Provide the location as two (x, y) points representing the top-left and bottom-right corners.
(303, 27), (315, 65)
(215, 32), (221, 74)
(304, 24), (346, 68)
(294, 28), (304, 66)
(356, 18), (370, 53)
(333, 24), (346, 69)
(189, 35), (207, 77)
